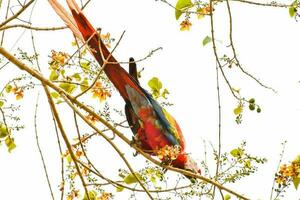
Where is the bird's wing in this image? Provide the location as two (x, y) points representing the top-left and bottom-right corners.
(126, 85), (184, 147)
(125, 103), (140, 135)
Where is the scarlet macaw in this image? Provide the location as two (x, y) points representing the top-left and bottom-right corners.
(48, 0), (200, 174)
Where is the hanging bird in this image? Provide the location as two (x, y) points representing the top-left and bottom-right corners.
(48, 0), (200, 174)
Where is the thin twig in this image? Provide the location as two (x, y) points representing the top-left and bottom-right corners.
(73, 111), (103, 175)
(113, 47), (163, 65)
(230, 0), (289, 8)
(1, 0), (11, 45)
(212, 62), (222, 198)
(270, 141), (287, 200)
(82, 0), (92, 9)
(0, 0), (35, 28)
(75, 30), (126, 98)
(209, 1), (240, 101)
(225, 0), (276, 93)
(50, 108), (65, 200)
(28, 5), (65, 196)
(76, 159), (139, 192)
(34, 94), (55, 200)
(0, 24), (66, 31)
(88, 182), (192, 193)
(63, 95), (155, 200)
(43, 84), (91, 200)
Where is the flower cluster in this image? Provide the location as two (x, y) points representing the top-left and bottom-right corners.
(100, 32), (113, 48)
(66, 189), (80, 200)
(11, 87), (24, 100)
(276, 156), (300, 188)
(157, 145), (181, 161)
(85, 113), (99, 124)
(177, 2), (212, 32)
(196, 6), (212, 19)
(49, 50), (69, 70)
(180, 19), (192, 31)
(91, 81), (111, 102)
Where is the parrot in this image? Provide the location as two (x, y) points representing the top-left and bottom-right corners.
(48, 0), (200, 174)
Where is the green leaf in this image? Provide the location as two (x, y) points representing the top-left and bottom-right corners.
(202, 36), (212, 46)
(72, 73), (82, 81)
(293, 177), (300, 190)
(66, 154), (72, 163)
(233, 106), (243, 115)
(82, 190), (97, 200)
(49, 70), (59, 81)
(59, 83), (76, 94)
(5, 136), (16, 153)
(289, 6), (297, 17)
(150, 176), (156, 183)
(50, 92), (59, 99)
(60, 69), (66, 77)
(245, 160), (251, 168)
(81, 61), (90, 73)
(224, 194), (231, 200)
(175, 0), (193, 20)
(0, 100), (4, 107)
(5, 84), (12, 93)
(289, 1), (297, 17)
(80, 78), (89, 92)
(148, 77), (163, 92)
(116, 185), (124, 192)
(230, 148), (243, 158)
(0, 123), (9, 138)
(124, 173), (142, 184)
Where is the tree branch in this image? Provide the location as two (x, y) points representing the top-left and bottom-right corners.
(43, 84), (91, 200)
(0, 46), (250, 200)
(0, 24), (66, 31)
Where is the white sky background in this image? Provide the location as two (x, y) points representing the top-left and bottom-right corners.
(0, 0), (300, 199)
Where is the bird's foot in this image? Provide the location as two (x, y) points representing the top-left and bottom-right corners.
(130, 136), (136, 147)
(133, 151), (139, 157)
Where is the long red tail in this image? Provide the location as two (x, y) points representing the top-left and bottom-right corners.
(49, 0), (144, 101)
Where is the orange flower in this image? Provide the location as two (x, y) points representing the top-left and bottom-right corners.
(85, 113), (99, 124)
(59, 182), (64, 191)
(101, 32), (112, 48)
(197, 6), (212, 19)
(76, 150), (83, 158)
(82, 165), (90, 176)
(66, 189), (80, 200)
(180, 20), (192, 31)
(91, 82), (111, 102)
(275, 175), (287, 185)
(11, 87), (24, 100)
(49, 50), (69, 69)
(97, 192), (112, 200)
(157, 145), (181, 161)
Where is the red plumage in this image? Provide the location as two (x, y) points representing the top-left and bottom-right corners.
(49, 0), (200, 175)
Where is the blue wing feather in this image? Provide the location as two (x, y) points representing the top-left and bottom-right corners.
(125, 85), (180, 146)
